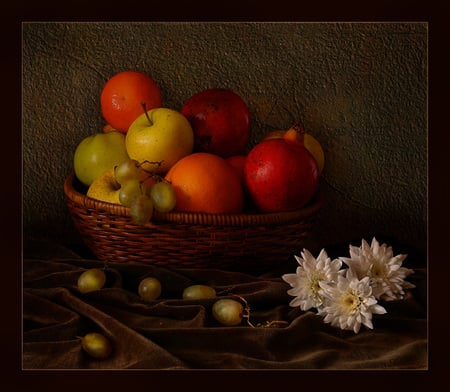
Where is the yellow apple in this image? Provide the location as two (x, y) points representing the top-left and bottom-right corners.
(86, 167), (121, 204)
(125, 108), (194, 174)
(74, 131), (129, 186)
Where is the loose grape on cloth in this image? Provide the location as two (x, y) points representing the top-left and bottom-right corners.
(22, 239), (427, 369)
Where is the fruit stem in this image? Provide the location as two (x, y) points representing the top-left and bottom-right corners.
(232, 294), (255, 328)
(141, 102), (152, 125)
(284, 123), (305, 144)
(138, 160), (163, 169)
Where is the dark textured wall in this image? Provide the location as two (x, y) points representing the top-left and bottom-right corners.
(22, 22), (427, 252)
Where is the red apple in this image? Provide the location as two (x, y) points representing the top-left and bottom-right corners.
(100, 70), (162, 133)
(181, 88), (251, 157)
(244, 127), (319, 212)
(226, 155), (247, 184)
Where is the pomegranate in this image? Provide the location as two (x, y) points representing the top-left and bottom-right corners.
(244, 124), (319, 212)
(181, 88), (251, 157)
(263, 129), (325, 174)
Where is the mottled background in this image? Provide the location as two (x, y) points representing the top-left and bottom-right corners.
(22, 22), (427, 253)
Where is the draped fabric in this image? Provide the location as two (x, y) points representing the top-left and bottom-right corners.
(22, 238), (427, 370)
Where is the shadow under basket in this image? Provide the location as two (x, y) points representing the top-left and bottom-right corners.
(64, 173), (322, 272)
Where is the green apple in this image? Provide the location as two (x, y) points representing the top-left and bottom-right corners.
(74, 131), (129, 186)
(86, 167), (121, 204)
(126, 108), (194, 174)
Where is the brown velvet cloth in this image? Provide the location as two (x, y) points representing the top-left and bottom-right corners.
(22, 238), (427, 369)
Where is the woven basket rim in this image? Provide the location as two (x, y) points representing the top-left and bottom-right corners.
(64, 172), (322, 227)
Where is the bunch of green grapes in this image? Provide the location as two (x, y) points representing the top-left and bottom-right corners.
(114, 159), (177, 225)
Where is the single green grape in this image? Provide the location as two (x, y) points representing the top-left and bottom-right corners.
(114, 159), (142, 185)
(81, 332), (112, 359)
(182, 285), (216, 300)
(77, 268), (106, 293)
(141, 176), (158, 198)
(138, 277), (162, 301)
(149, 181), (177, 213)
(119, 179), (143, 207)
(130, 194), (153, 225)
(212, 298), (244, 326)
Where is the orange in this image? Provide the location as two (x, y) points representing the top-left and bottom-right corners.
(165, 152), (244, 214)
(100, 70), (162, 133)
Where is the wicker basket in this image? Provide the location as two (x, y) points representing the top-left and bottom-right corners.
(64, 173), (322, 272)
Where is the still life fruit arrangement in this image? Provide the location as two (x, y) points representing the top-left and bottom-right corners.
(63, 71), (416, 361)
(71, 70), (324, 224)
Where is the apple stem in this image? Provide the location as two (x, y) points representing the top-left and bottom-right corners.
(141, 102), (152, 125)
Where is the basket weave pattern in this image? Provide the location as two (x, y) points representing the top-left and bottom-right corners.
(64, 173), (322, 271)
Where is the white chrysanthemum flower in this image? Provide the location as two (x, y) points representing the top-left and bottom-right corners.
(340, 237), (415, 301)
(282, 248), (344, 311)
(318, 268), (387, 333)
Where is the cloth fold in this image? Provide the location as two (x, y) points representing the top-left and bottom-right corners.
(22, 239), (427, 369)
